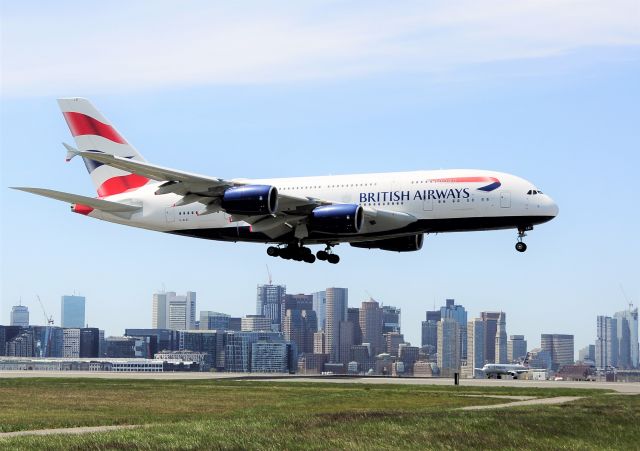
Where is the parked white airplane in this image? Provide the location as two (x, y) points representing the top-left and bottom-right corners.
(13, 98), (559, 264)
(478, 353), (532, 379)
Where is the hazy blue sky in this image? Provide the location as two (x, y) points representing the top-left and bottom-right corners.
(1, 1), (639, 351)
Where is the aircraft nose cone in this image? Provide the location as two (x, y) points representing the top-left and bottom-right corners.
(547, 197), (559, 217)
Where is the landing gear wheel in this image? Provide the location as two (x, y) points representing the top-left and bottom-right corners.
(316, 250), (329, 261)
(327, 254), (340, 264)
(303, 254), (316, 264)
(515, 242), (527, 253)
(266, 246), (280, 257)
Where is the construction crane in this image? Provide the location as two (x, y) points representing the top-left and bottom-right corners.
(620, 284), (635, 310)
(266, 264), (273, 285)
(36, 295), (54, 325)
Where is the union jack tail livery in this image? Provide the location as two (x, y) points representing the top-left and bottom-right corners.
(58, 98), (149, 197)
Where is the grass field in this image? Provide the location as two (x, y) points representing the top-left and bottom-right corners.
(0, 378), (638, 449)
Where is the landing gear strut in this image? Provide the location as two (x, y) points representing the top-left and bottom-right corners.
(266, 244), (316, 263)
(515, 226), (532, 253)
(266, 243), (341, 264)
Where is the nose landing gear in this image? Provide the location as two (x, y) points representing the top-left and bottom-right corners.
(316, 246), (340, 264)
(515, 226), (532, 253)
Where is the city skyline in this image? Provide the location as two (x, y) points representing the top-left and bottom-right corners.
(1, 3), (638, 356)
(4, 287), (637, 363)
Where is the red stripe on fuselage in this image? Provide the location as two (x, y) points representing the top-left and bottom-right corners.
(63, 112), (127, 144)
(97, 174), (149, 197)
(428, 176), (498, 183)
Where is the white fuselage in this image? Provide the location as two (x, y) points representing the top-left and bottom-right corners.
(480, 363), (529, 378)
(85, 168), (558, 245)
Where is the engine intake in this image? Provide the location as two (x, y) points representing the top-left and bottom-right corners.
(350, 234), (424, 252)
(310, 204), (363, 234)
(221, 185), (278, 215)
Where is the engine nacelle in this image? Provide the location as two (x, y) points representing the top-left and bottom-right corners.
(310, 204), (364, 234)
(350, 234), (424, 252)
(221, 185), (278, 215)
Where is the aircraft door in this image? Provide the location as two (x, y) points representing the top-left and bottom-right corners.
(165, 207), (175, 223)
(423, 198), (433, 211)
(500, 191), (511, 208)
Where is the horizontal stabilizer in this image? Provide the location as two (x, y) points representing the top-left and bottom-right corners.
(10, 187), (141, 213)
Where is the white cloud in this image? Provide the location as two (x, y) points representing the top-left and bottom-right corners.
(1, 0), (639, 96)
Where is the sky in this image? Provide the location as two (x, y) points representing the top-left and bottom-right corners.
(1, 1), (639, 353)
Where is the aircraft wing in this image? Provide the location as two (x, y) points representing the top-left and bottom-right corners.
(77, 151), (416, 239)
(11, 187), (141, 213)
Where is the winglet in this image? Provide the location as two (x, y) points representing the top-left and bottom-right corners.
(63, 142), (80, 162)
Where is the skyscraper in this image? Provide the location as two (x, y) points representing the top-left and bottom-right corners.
(441, 299), (467, 359)
(359, 300), (383, 356)
(282, 308), (317, 354)
(281, 294), (313, 328)
(325, 287), (348, 362)
(168, 292), (197, 330)
(152, 292), (168, 329)
(10, 305), (29, 327)
(153, 292), (196, 330)
(421, 309), (441, 350)
(596, 316), (618, 369)
(507, 335), (527, 362)
(495, 312), (507, 364)
(382, 305), (401, 334)
(347, 307), (362, 345)
(437, 318), (460, 377)
(480, 311), (501, 364)
(614, 307), (639, 369)
(312, 291), (327, 331)
(541, 334), (574, 371)
(61, 295), (85, 328)
(467, 318), (485, 373)
(199, 311), (231, 330)
(313, 331), (326, 354)
(63, 328), (80, 358)
(256, 284), (286, 329)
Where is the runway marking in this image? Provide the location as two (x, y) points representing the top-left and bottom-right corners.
(459, 396), (583, 411)
(0, 425), (141, 438)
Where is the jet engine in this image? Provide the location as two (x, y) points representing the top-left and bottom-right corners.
(310, 204), (363, 234)
(221, 185), (278, 215)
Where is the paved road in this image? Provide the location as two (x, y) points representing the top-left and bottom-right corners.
(1, 371), (639, 394)
(0, 425), (140, 438)
(459, 396), (584, 410)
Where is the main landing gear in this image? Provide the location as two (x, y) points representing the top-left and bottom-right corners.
(266, 244), (340, 264)
(515, 226), (532, 253)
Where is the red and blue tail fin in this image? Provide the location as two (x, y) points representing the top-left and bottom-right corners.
(58, 98), (149, 197)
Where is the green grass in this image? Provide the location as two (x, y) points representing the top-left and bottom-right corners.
(0, 378), (638, 450)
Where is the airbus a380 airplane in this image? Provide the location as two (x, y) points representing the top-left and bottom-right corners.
(14, 98), (559, 264)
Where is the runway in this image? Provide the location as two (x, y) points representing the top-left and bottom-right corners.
(1, 371), (639, 394)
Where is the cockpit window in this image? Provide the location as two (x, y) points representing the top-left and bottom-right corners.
(527, 190), (542, 195)
(527, 190), (532, 195)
